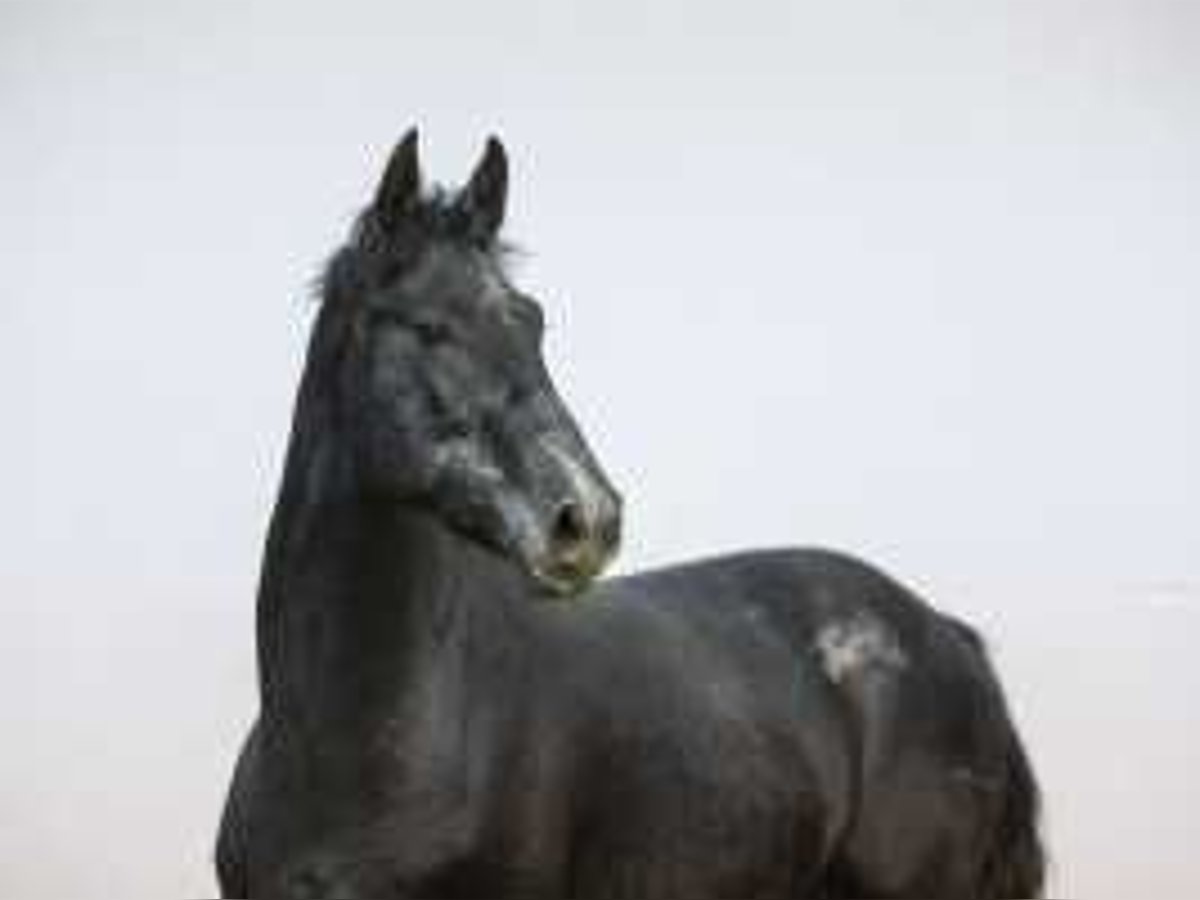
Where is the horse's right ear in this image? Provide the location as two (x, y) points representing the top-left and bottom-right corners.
(372, 128), (422, 231)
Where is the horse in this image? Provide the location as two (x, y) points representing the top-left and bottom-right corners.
(215, 129), (1045, 899)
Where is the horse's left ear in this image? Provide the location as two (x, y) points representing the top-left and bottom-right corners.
(456, 136), (508, 243)
(373, 127), (422, 232)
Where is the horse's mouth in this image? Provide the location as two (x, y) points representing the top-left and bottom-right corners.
(530, 561), (601, 599)
(447, 511), (607, 598)
(529, 544), (616, 600)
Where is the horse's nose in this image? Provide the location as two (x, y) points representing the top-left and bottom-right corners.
(548, 495), (621, 568)
(550, 500), (589, 552)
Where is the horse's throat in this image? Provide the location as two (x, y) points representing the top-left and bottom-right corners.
(255, 443), (526, 722)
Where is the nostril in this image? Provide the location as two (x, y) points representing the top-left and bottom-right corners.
(551, 501), (588, 551)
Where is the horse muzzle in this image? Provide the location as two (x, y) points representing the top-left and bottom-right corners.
(529, 491), (622, 596)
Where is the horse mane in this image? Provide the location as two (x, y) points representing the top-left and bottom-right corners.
(316, 187), (518, 309)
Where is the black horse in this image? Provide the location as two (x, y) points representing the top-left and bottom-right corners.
(216, 131), (1045, 899)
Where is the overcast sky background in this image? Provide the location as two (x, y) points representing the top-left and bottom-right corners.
(2, 0), (1197, 896)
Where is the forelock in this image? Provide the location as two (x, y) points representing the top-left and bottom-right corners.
(317, 186), (518, 308)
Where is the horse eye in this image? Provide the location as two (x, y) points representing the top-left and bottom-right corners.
(411, 320), (453, 346)
(529, 308), (546, 338)
(436, 418), (473, 441)
(510, 301), (545, 339)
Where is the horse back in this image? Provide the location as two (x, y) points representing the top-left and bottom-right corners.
(567, 547), (1044, 898)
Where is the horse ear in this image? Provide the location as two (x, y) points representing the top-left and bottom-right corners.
(373, 128), (422, 231)
(457, 136), (508, 243)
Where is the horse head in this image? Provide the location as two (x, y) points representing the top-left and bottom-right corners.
(317, 129), (621, 596)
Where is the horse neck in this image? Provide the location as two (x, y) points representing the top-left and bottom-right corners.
(254, 352), (529, 722)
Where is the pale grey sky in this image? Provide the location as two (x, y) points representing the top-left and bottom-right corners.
(2, 0), (1197, 896)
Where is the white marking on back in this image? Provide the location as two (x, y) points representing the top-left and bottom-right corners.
(815, 613), (908, 684)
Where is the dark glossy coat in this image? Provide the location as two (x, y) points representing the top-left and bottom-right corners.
(216, 132), (1045, 899)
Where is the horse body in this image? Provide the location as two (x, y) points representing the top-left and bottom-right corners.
(216, 131), (1044, 898)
